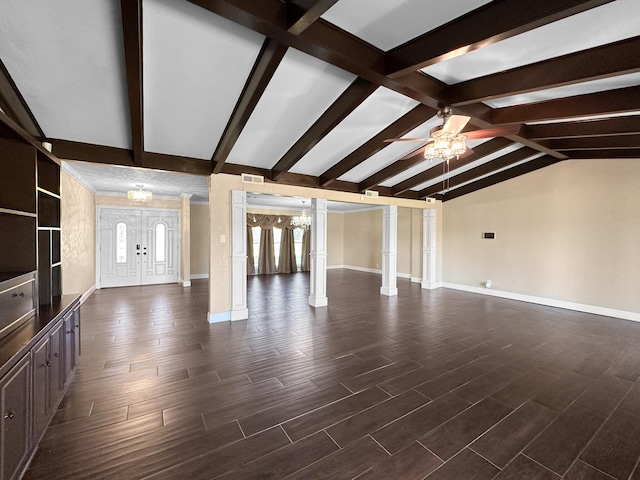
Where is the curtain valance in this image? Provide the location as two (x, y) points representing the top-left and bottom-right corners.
(246, 213), (296, 230)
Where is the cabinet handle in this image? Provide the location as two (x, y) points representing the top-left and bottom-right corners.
(53, 352), (58, 357)
(75, 325), (79, 329)
(4, 411), (14, 420)
(12, 292), (25, 297)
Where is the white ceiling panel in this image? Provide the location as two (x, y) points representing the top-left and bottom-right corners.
(290, 87), (419, 176)
(226, 48), (355, 169)
(322, 0), (491, 52)
(486, 72), (640, 109)
(422, 0), (640, 85)
(0, 0), (131, 148)
(337, 116), (440, 183)
(411, 144), (526, 191)
(143, 0), (264, 159)
(378, 138), (490, 187)
(527, 110), (640, 126)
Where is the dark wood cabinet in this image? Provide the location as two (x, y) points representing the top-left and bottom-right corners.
(0, 117), (80, 480)
(0, 354), (31, 480)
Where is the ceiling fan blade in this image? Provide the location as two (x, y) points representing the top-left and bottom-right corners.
(464, 124), (520, 139)
(399, 144), (428, 160)
(460, 147), (474, 158)
(442, 115), (470, 135)
(384, 137), (429, 143)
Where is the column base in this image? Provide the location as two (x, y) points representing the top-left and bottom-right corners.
(231, 308), (249, 321)
(421, 281), (441, 290)
(309, 295), (328, 307)
(380, 286), (398, 296)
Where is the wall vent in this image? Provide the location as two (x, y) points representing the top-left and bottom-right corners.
(364, 190), (379, 198)
(241, 173), (264, 185)
(425, 197), (436, 204)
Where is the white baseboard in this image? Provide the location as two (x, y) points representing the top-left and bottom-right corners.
(442, 282), (640, 323)
(190, 273), (209, 280)
(181, 280), (192, 287)
(80, 284), (96, 304)
(328, 265), (412, 279)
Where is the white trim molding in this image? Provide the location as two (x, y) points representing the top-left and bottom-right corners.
(190, 273), (209, 280)
(208, 311), (231, 323)
(80, 284), (97, 304)
(442, 283), (640, 323)
(230, 190), (249, 321)
(309, 198), (328, 308)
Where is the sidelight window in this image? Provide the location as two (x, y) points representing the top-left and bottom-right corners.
(116, 222), (127, 263)
(155, 223), (166, 262)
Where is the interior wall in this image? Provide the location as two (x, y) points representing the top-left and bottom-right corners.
(443, 158), (640, 313)
(61, 170), (95, 299)
(397, 207), (411, 276)
(342, 208), (383, 270)
(327, 212), (344, 267)
(191, 203), (209, 277)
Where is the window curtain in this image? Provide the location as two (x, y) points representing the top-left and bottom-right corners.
(277, 227), (297, 273)
(247, 226), (255, 275)
(301, 228), (311, 272)
(258, 229), (276, 274)
(247, 213), (296, 275)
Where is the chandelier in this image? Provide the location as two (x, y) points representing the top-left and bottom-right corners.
(291, 200), (311, 230)
(424, 129), (467, 162)
(127, 185), (152, 202)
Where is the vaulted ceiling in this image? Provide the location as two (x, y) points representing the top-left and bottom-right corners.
(1, 0), (638, 201)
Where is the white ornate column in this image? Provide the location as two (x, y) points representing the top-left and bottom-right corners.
(422, 208), (438, 289)
(180, 194), (192, 287)
(230, 190), (248, 320)
(309, 198), (328, 307)
(380, 205), (398, 296)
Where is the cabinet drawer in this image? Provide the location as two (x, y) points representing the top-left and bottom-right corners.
(0, 274), (36, 340)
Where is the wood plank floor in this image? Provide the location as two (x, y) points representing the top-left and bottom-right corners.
(24, 270), (640, 480)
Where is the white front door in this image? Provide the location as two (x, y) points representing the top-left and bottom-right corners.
(99, 207), (179, 288)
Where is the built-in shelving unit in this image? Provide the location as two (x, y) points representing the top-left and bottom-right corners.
(0, 116), (80, 480)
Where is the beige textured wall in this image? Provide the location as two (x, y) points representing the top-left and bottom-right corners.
(191, 204), (210, 276)
(61, 171), (96, 297)
(397, 207), (411, 275)
(342, 208), (383, 269)
(443, 159), (640, 313)
(327, 212), (344, 266)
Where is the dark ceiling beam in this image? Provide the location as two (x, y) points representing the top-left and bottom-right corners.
(319, 104), (436, 187)
(540, 134), (640, 151)
(0, 59), (44, 139)
(50, 139), (211, 175)
(391, 137), (514, 196)
(186, 0), (444, 108)
(211, 38), (288, 174)
(358, 146), (428, 192)
(270, 77), (377, 180)
(418, 147), (539, 197)
(522, 116), (640, 140)
(120, 0), (144, 167)
(561, 149), (640, 159)
(221, 161), (418, 198)
(440, 155), (562, 201)
(449, 35), (640, 106)
(385, 0), (614, 78)
(287, 0), (339, 35)
(491, 86), (640, 126)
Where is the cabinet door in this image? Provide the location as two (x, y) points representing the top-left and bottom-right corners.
(32, 336), (50, 441)
(72, 307), (80, 366)
(1, 355), (31, 480)
(49, 321), (64, 406)
(62, 312), (74, 385)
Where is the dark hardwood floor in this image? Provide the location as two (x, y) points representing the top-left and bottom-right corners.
(23, 270), (640, 479)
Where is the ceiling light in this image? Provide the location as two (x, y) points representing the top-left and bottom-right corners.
(127, 185), (152, 202)
(291, 200), (311, 230)
(424, 130), (467, 161)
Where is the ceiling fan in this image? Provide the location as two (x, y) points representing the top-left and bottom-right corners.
(385, 107), (519, 161)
